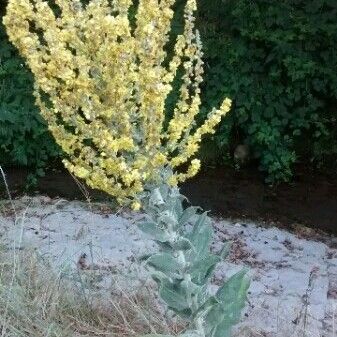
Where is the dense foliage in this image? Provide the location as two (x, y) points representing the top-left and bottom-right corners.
(1, 0), (337, 183)
(196, 0), (337, 182)
(0, 21), (59, 177)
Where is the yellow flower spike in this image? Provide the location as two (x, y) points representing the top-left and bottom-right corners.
(4, 0), (231, 207)
(131, 201), (141, 211)
(168, 175), (179, 187)
(153, 153), (168, 167)
(74, 167), (90, 179)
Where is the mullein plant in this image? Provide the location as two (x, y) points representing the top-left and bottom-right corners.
(4, 0), (249, 336)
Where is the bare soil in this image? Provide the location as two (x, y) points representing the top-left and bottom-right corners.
(1, 165), (337, 234)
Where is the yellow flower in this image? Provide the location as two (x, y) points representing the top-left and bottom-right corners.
(4, 0), (231, 206)
(168, 175), (178, 186)
(74, 167), (90, 179)
(131, 201), (141, 211)
(153, 152), (168, 166)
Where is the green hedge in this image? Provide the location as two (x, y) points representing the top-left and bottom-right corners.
(0, 21), (60, 178)
(197, 0), (337, 182)
(1, 1), (336, 183)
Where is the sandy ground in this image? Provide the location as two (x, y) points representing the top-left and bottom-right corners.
(0, 195), (337, 337)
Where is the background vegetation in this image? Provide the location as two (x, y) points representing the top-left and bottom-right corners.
(0, 17), (60, 183)
(195, 0), (337, 183)
(1, 0), (336, 183)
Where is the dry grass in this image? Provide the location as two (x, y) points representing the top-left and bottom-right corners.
(0, 166), (182, 337)
(0, 244), (181, 337)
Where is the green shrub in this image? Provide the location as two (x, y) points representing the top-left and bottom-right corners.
(0, 21), (59, 178)
(197, 0), (337, 182)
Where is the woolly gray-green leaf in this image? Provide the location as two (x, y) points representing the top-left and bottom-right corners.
(204, 300), (242, 337)
(147, 253), (181, 276)
(204, 303), (227, 333)
(172, 237), (193, 250)
(180, 330), (205, 337)
(192, 212), (212, 234)
(138, 222), (170, 242)
(179, 206), (200, 226)
(204, 269), (250, 335)
(193, 295), (220, 318)
(190, 254), (221, 285)
(150, 187), (165, 206)
(159, 280), (190, 312)
(151, 270), (172, 284)
(174, 197), (184, 215)
(220, 241), (231, 259)
(141, 184), (249, 336)
(188, 219), (213, 261)
(139, 335), (173, 337)
(216, 269), (250, 304)
(210, 320), (232, 337)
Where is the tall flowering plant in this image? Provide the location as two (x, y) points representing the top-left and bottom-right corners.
(4, 1), (249, 336)
(4, 0), (230, 208)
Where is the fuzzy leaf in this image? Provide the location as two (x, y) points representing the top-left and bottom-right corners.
(139, 335), (173, 337)
(150, 188), (165, 206)
(138, 222), (169, 242)
(216, 269), (250, 304)
(210, 320), (232, 337)
(193, 212), (211, 233)
(205, 303), (227, 332)
(191, 254), (221, 285)
(179, 206), (200, 226)
(220, 241), (231, 259)
(172, 237), (193, 250)
(147, 253), (181, 276)
(158, 210), (178, 226)
(159, 280), (189, 312)
(188, 214), (213, 260)
(205, 301), (242, 337)
(180, 331), (205, 337)
(151, 270), (172, 284)
(193, 295), (220, 317)
(203, 269), (250, 336)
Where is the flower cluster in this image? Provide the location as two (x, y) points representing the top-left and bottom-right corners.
(4, 0), (231, 206)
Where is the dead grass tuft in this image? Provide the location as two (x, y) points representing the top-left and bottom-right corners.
(0, 247), (181, 337)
